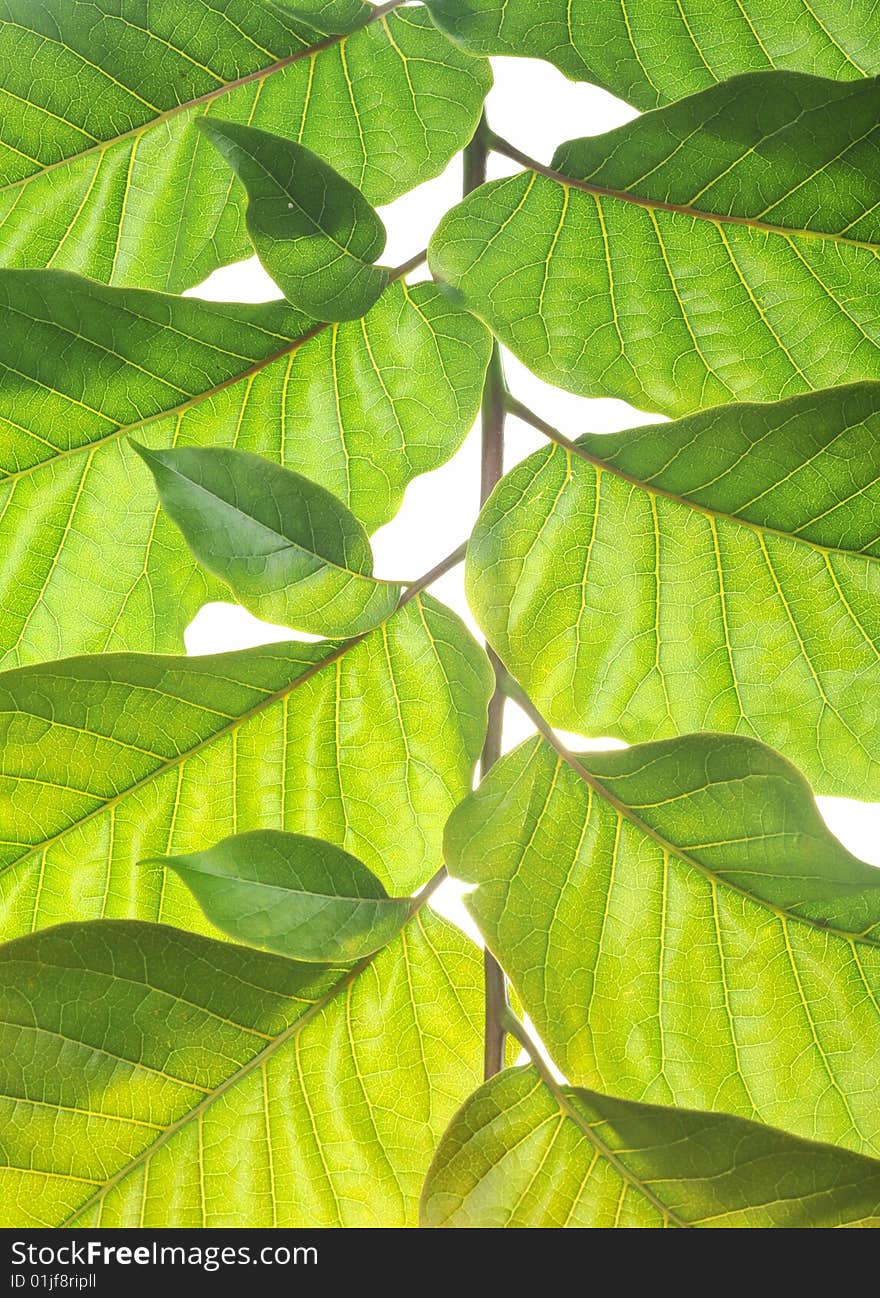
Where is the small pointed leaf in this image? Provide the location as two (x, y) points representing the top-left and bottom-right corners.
(200, 120), (388, 321)
(133, 444), (401, 637)
(155, 829), (412, 962)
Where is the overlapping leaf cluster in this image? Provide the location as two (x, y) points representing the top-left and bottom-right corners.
(0, 0), (878, 1229)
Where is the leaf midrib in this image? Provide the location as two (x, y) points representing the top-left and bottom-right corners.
(53, 902), (438, 1228)
(166, 861), (406, 908)
(1, 576), (445, 884)
(490, 140), (880, 252)
(528, 416), (880, 565)
(574, 750), (879, 946)
(505, 719), (879, 952)
(0, 251), (425, 491)
(3, 633), (362, 881)
(499, 1048), (688, 1227)
(0, 0), (404, 199)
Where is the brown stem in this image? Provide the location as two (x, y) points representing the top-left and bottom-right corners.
(464, 115), (510, 1080)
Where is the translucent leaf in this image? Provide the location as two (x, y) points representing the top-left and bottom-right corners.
(423, 1066), (880, 1228)
(426, 0), (877, 109)
(0, 910), (485, 1226)
(0, 272), (490, 664)
(446, 732), (880, 1154)
(0, 595), (492, 932)
(467, 385), (880, 797)
(0, 2), (491, 289)
(430, 74), (880, 415)
(200, 120), (389, 321)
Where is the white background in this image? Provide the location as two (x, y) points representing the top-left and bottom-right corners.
(184, 55), (880, 932)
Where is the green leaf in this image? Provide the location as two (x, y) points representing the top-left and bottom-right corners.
(0, 271), (490, 666)
(152, 829), (412, 962)
(0, 2), (491, 290)
(422, 1066), (880, 1228)
(0, 593), (492, 936)
(429, 73), (880, 417)
(0, 908), (485, 1227)
(133, 444), (401, 637)
(445, 732), (880, 1155)
(426, 0), (878, 109)
(199, 120), (388, 322)
(467, 384), (880, 798)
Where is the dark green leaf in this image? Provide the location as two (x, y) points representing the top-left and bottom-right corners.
(134, 444), (400, 637)
(200, 121), (388, 321)
(153, 829), (411, 961)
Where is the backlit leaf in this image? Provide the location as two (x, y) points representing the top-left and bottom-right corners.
(0, 594), (492, 934)
(0, 1), (491, 290)
(0, 272), (490, 665)
(426, 0), (878, 109)
(422, 1066), (880, 1228)
(466, 384), (880, 797)
(445, 732), (880, 1154)
(0, 909), (485, 1226)
(430, 73), (880, 416)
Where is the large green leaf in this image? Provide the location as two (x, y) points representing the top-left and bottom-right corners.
(156, 829), (412, 962)
(422, 1066), (880, 1228)
(445, 732), (880, 1155)
(134, 445), (400, 637)
(426, 0), (878, 109)
(429, 73), (880, 417)
(0, 271), (490, 665)
(0, 1), (491, 290)
(0, 593), (492, 936)
(467, 384), (880, 798)
(199, 120), (389, 322)
(0, 908), (485, 1227)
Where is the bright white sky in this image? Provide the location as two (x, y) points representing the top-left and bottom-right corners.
(183, 54), (880, 935)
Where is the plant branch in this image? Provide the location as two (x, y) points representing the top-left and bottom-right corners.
(388, 247), (429, 281)
(505, 394), (578, 452)
(464, 114), (510, 1081)
(400, 540), (467, 602)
